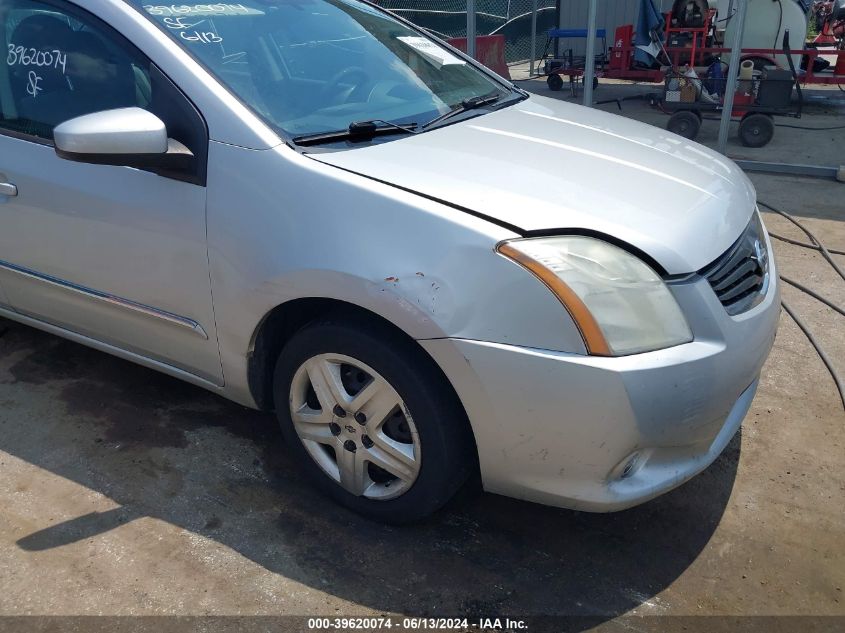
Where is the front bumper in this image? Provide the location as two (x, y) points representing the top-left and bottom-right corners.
(421, 264), (780, 512)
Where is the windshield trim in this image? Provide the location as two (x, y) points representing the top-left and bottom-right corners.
(123, 0), (523, 152)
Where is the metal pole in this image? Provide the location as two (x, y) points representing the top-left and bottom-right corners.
(717, 0), (748, 153)
(583, 0), (598, 106)
(467, 0), (477, 59)
(530, 0), (538, 76)
(554, 0), (561, 58)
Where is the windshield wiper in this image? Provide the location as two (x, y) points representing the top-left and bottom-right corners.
(291, 92), (510, 146)
(420, 91), (506, 131)
(292, 119), (418, 147)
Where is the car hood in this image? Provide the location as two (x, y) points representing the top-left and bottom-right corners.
(312, 95), (756, 274)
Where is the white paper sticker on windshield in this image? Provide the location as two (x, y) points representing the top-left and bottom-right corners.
(397, 36), (465, 68)
(144, 4), (263, 17)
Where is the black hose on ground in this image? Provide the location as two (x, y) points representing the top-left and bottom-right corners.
(758, 200), (845, 283)
(771, 123), (845, 131)
(698, 116), (845, 130)
(781, 300), (845, 412)
(756, 199), (845, 413)
(769, 232), (845, 256)
(780, 276), (845, 318)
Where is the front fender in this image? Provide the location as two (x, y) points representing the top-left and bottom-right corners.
(206, 141), (587, 406)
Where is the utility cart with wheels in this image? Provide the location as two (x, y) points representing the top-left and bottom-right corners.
(662, 62), (802, 147)
(541, 28), (606, 97)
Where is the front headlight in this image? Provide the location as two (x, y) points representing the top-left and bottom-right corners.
(498, 236), (692, 356)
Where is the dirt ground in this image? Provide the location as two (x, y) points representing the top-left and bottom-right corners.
(0, 81), (843, 632)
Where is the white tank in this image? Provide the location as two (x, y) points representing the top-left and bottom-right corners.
(722, 0), (808, 69)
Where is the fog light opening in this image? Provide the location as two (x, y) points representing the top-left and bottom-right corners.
(619, 454), (639, 479)
(621, 453), (640, 479)
(609, 450), (652, 483)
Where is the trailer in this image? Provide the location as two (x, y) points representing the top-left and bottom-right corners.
(662, 63), (802, 147)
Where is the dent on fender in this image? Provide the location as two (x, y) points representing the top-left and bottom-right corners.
(249, 269), (455, 342)
(376, 271), (453, 322)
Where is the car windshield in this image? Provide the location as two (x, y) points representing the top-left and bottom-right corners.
(128, 0), (512, 138)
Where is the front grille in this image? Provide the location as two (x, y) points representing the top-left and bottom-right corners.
(701, 212), (770, 315)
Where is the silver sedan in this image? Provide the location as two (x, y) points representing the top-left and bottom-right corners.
(0, 0), (778, 522)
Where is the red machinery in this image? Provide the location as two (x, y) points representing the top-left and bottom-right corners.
(608, 9), (715, 77)
(811, 0), (845, 45)
(544, 6), (845, 90)
(809, 0), (845, 75)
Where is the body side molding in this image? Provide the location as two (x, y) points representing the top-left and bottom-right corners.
(0, 259), (209, 340)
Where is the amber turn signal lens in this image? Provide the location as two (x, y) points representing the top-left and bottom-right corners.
(497, 242), (612, 356)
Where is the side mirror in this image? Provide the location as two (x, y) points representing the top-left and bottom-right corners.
(54, 107), (194, 174)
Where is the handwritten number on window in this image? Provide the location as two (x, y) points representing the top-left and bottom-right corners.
(7, 44), (68, 74)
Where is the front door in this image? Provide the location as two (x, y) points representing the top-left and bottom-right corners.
(0, 0), (222, 385)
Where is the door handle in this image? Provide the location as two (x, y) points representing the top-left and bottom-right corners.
(0, 182), (17, 197)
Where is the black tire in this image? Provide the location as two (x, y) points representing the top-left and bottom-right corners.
(667, 110), (701, 140)
(273, 314), (474, 523)
(739, 113), (774, 148)
(547, 73), (564, 91)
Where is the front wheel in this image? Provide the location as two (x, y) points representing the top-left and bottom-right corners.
(273, 316), (474, 523)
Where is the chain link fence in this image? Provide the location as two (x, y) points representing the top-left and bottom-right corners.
(371, 1), (557, 64)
